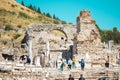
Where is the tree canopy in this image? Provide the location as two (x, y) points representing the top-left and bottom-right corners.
(97, 24), (120, 44)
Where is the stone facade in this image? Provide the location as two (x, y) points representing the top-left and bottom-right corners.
(74, 10), (118, 69)
(23, 24), (76, 66)
(74, 10), (102, 54)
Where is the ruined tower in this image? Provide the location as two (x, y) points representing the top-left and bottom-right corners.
(74, 10), (101, 54)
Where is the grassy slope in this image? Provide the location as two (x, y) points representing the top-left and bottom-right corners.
(0, 0), (61, 28)
(0, 0), (62, 48)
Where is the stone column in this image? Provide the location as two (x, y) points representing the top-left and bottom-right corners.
(35, 56), (41, 66)
(46, 41), (50, 60)
(28, 39), (32, 64)
(108, 40), (114, 51)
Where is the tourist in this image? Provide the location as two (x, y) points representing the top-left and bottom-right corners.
(60, 59), (64, 71)
(79, 74), (85, 80)
(105, 60), (109, 69)
(79, 59), (85, 70)
(72, 56), (76, 68)
(105, 60), (109, 76)
(68, 74), (74, 80)
(63, 58), (67, 67)
(68, 58), (72, 70)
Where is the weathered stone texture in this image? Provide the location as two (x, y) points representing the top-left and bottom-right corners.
(74, 10), (118, 70)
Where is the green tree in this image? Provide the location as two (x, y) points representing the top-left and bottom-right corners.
(46, 13), (52, 18)
(95, 24), (107, 42)
(113, 27), (118, 32)
(107, 30), (113, 40)
(21, 0), (24, 6)
(28, 4), (34, 10)
(33, 6), (37, 11)
(112, 27), (119, 44)
(37, 7), (41, 14)
(42, 12), (46, 15)
(53, 14), (56, 19)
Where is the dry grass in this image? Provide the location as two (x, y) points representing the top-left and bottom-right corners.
(0, 0), (61, 28)
(0, 0), (62, 48)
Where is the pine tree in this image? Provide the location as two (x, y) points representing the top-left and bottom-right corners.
(28, 4), (34, 10)
(53, 14), (56, 19)
(46, 13), (52, 18)
(33, 6), (37, 11)
(37, 7), (41, 14)
(43, 12), (46, 15)
(21, 0), (24, 6)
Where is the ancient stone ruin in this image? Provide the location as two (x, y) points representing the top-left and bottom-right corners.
(0, 10), (119, 80)
(21, 24), (76, 67)
(74, 10), (119, 69)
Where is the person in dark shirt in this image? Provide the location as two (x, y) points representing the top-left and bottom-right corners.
(68, 74), (74, 80)
(105, 61), (109, 69)
(79, 74), (85, 80)
(105, 60), (109, 76)
(79, 59), (85, 70)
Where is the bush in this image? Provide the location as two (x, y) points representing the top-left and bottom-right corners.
(17, 25), (22, 28)
(18, 11), (31, 19)
(14, 34), (21, 39)
(21, 7), (24, 10)
(5, 24), (12, 31)
(62, 21), (66, 24)
(38, 15), (42, 19)
(2, 40), (7, 45)
(53, 20), (59, 24)
(0, 9), (16, 15)
(11, 4), (16, 8)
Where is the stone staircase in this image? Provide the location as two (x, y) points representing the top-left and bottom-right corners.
(45, 67), (119, 80)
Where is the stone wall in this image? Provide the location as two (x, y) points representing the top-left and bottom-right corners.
(24, 24), (76, 65)
(74, 10), (119, 69)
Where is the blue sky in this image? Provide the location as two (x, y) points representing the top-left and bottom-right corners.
(16, 0), (120, 31)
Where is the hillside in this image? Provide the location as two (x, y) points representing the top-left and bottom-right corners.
(0, 0), (63, 49)
(0, 0), (62, 28)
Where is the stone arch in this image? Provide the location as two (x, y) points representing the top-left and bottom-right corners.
(50, 29), (68, 40)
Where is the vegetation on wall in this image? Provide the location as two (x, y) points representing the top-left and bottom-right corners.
(96, 24), (120, 44)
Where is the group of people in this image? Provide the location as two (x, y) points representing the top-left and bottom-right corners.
(60, 56), (77, 71)
(60, 56), (85, 71)
(68, 74), (85, 80)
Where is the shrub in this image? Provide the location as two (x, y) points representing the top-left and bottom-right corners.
(5, 24), (12, 31)
(17, 25), (22, 28)
(38, 15), (42, 19)
(62, 21), (66, 24)
(0, 9), (16, 15)
(18, 11), (31, 19)
(11, 4), (16, 8)
(14, 34), (21, 39)
(21, 7), (24, 10)
(53, 20), (59, 24)
(2, 40), (7, 45)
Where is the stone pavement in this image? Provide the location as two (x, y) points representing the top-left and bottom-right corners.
(0, 64), (119, 80)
